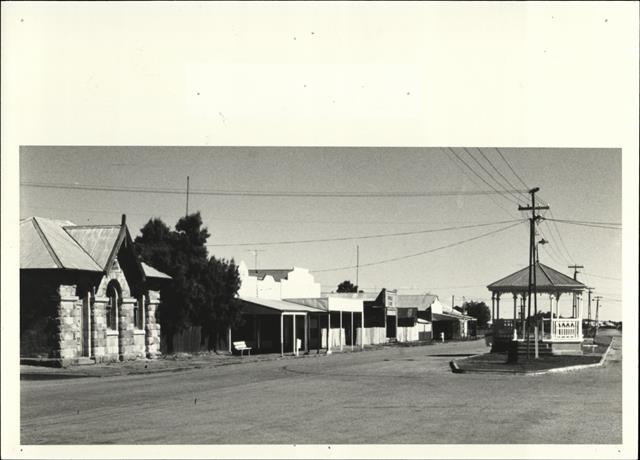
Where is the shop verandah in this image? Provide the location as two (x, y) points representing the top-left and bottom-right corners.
(231, 297), (364, 356)
(487, 262), (586, 354)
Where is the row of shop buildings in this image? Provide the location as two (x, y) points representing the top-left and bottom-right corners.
(228, 262), (477, 356)
(19, 215), (477, 365)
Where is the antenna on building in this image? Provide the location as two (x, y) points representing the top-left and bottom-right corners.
(185, 176), (190, 217)
(247, 249), (266, 270)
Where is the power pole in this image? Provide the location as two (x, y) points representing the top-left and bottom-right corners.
(356, 245), (360, 291)
(568, 265), (584, 317)
(587, 287), (594, 336)
(594, 296), (603, 337)
(568, 264), (584, 280)
(518, 187), (549, 358)
(185, 176), (190, 216)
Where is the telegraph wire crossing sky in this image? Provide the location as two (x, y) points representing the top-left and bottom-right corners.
(19, 146), (623, 319)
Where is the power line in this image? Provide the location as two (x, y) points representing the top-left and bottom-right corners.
(539, 205), (576, 265)
(476, 148), (529, 203)
(207, 219), (521, 247)
(18, 203), (531, 226)
(494, 147), (530, 190)
(314, 220), (524, 273)
(440, 148), (516, 219)
(545, 218), (621, 226)
(545, 218), (621, 230)
(463, 147), (525, 205)
(536, 226), (564, 265)
(539, 237), (567, 267)
(445, 148), (523, 207)
(21, 181), (526, 198)
(582, 272), (621, 281)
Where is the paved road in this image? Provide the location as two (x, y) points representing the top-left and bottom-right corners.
(21, 336), (621, 444)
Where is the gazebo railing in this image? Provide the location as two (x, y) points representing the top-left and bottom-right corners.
(541, 318), (581, 341)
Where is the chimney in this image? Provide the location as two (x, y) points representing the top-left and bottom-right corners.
(121, 214), (126, 226)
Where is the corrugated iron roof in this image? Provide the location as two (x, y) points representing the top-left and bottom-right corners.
(323, 291), (380, 301)
(141, 262), (171, 280)
(239, 297), (325, 313)
(487, 262), (586, 293)
(285, 297), (329, 311)
(396, 294), (438, 310)
(20, 217), (103, 271)
(64, 225), (122, 271)
(432, 312), (476, 322)
(249, 269), (293, 282)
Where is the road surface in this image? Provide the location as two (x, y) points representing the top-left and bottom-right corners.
(21, 335), (621, 444)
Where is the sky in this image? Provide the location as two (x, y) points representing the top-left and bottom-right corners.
(20, 146), (622, 320)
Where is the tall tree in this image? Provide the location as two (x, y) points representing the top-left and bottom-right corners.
(337, 280), (358, 293)
(199, 256), (243, 351)
(134, 212), (241, 353)
(462, 301), (491, 328)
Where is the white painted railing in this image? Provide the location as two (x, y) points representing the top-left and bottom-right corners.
(541, 318), (581, 341)
(551, 318), (580, 340)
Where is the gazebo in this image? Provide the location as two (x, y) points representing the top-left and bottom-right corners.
(487, 262), (586, 355)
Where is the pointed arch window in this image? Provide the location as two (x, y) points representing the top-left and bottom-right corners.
(106, 281), (120, 331)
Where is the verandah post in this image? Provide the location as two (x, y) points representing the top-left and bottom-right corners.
(351, 311), (354, 352)
(293, 314), (297, 356)
(326, 312), (331, 355)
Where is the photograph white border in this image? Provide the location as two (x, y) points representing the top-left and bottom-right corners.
(2, 2), (638, 459)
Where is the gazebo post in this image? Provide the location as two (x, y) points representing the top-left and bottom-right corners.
(576, 292), (583, 337)
(496, 293), (500, 320)
(491, 293), (496, 322)
(512, 293), (517, 322)
(520, 294), (526, 339)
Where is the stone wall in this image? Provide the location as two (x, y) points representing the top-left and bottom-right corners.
(106, 332), (119, 357)
(133, 331), (146, 356)
(91, 296), (109, 361)
(145, 290), (161, 358)
(55, 284), (81, 361)
(118, 298), (136, 360)
(96, 259), (132, 298)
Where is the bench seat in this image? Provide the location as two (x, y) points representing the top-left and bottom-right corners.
(233, 341), (252, 356)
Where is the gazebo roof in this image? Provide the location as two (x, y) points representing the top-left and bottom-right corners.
(487, 262), (586, 294)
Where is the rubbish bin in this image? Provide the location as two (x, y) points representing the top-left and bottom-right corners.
(507, 340), (518, 363)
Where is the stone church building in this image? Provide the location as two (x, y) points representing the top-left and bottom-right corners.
(20, 214), (171, 365)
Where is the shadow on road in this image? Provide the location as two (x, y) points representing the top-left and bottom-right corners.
(427, 353), (477, 357)
(21, 373), (97, 381)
